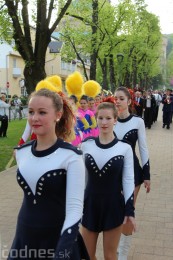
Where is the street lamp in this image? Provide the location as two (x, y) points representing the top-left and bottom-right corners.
(117, 53), (124, 87)
(117, 53), (124, 64)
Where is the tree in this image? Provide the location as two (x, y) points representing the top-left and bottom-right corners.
(116, 4), (162, 89)
(0, 3), (13, 43)
(1, 0), (73, 93)
(57, 0), (162, 92)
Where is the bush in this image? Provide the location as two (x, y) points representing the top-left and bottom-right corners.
(11, 95), (28, 106)
(20, 96), (28, 106)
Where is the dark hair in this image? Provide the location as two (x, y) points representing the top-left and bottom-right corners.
(115, 87), (131, 100)
(88, 97), (94, 102)
(69, 95), (78, 104)
(80, 95), (88, 102)
(114, 87), (136, 114)
(29, 89), (75, 142)
(95, 102), (118, 119)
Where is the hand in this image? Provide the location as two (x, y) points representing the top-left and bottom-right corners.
(123, 216), (136, 232)
(144, 179), (150, 193)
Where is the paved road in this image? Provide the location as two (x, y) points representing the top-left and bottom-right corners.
(0, 107), (173, 260)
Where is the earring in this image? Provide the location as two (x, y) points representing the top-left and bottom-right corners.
(56, 119), (59, 122)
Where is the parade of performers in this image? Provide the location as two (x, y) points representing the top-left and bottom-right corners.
(15, 70), (173, 259)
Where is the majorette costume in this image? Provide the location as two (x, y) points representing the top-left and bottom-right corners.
(81, 137), (135, 232)
(8, 139), (89, 259)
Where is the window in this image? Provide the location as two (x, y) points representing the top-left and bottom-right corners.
(13, 58), (17, 68)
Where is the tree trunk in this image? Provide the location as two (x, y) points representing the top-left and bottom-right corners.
(90, 0), (98, 80)
(24, 61), (46, 94)
(4, 0), (73, 94)
(124, 70), (131, 87)
(98, 57), (108, 90)
(109, 55), (116, 92)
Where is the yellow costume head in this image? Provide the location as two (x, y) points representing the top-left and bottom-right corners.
(82, 80), (101, 97)
(35, 75), (62, 93)
(65, 71), (84, 97)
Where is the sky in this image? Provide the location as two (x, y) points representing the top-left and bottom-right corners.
(111, 0), (173, 35)
(145, 0), (173, 34)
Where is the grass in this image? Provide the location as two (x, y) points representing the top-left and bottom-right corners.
(0, 119), (27, 172)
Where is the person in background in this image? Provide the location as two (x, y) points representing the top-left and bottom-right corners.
(94, 95), (102, 107)
(78, 95), (97, 138)
(143, 90), (156, 129)
(153, 90), (162, 122)
(0, 93), (11, 137)
(8, 88), (89, 260)
(134, 91), (144, 118)
(13, 95), (23, 120)
(114, 87), (150, 260)
(81, 100), (135, 260)
(88, 97), (99, 137)
(69, 94), (89, 146)
(88, 97), (96, 115)
(162, 88), (173, 129)
(171, 89), (173, 123)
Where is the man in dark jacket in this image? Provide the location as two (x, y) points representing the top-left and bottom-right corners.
(143, 90), (156, 129)
(162, 88), (173, 129)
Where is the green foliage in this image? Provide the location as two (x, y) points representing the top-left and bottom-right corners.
(0, 0), (164, 90)
(0, 0), (73, 93)
(60, 0), (162, 88)
(20, 96), (28, 106)
(166, 49), (173, 85)
(0, 2), (13, 43)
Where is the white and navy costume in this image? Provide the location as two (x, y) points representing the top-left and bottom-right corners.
(81, 137), (134, 232)
(8, 139), (89, 260)
(114, 114), (150, 186)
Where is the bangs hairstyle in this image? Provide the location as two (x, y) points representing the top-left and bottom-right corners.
(29, 88), (76, 142)
(95, 102), (118, 119)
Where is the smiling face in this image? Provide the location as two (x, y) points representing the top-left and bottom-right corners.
(114, 90), (131, 113)
(97, 108), (116, 135)
(28, 96), (61, 138)
(88, 100), (95, 110)
(80, 99), (88, 111)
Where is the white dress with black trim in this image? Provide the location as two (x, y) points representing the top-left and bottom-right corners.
(8, 139), (89, 260)
(114, 114), (150, 186)
(81, 137), (134, 232)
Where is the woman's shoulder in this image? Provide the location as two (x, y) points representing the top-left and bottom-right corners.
(59, 140), (83, 155)
(14, 140), (34, 150)
(132, 114), (141, 119)
(117, 139), (133, 153)
(82, 136), (96, 143)
(81, 137), (96, 148)
(131, 114), (144, 124)
(118, 139), (132, 147)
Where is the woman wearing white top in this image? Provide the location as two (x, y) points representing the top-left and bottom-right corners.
(0, 93), (10, 137)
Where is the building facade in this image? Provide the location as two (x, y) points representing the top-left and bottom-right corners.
(0, 37), (90, 97)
